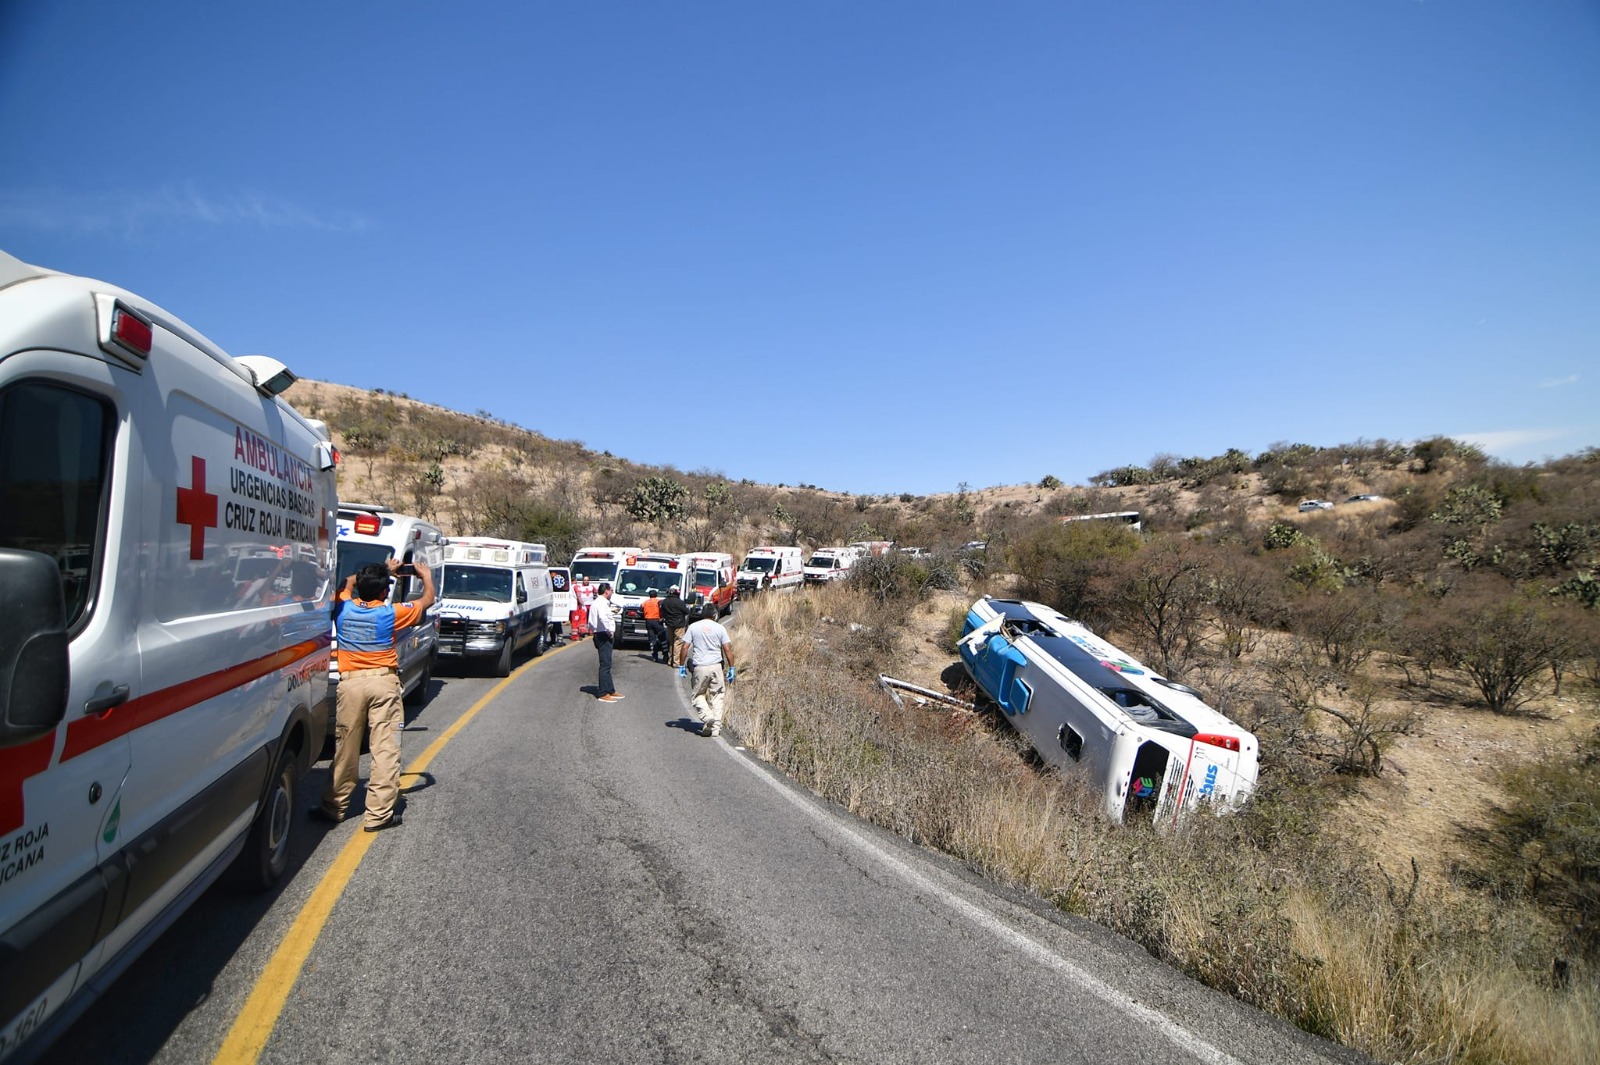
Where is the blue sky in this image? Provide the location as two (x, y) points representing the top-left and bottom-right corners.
(3, 1), (1596, 495)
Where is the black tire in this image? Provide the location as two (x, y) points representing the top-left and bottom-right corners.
(530, 619), (547, 658)
(230, 746), (296, 891)
(494, 636), (513, 677)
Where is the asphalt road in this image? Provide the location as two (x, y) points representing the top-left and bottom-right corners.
(38, 619), (1367, 1065)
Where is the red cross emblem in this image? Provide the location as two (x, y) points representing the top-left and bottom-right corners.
(176, 456), (219, 560)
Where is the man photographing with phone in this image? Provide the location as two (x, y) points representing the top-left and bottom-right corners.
(317, 556), (435, 831)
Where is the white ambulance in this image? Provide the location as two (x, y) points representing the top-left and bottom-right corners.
(332, 503), (445, 708)
(612, 554), (692, 646)
(436, 538), (553, 676)
(568, 546), (645, 587)
(736, 546), (805, 594)
(0, 250), (338, 1061)
(803, 547), (859, 584)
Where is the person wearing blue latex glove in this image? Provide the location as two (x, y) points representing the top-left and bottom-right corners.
(678, 665), (688, 679)
(676, 604), (735, 738)
(725, 666), (736, 684)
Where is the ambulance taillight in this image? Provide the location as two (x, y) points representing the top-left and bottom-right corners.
(354, 514), (381, 535)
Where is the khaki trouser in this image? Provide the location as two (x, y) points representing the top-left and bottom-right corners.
(690, 664), (726, 729)
(322, 667), (404, 827)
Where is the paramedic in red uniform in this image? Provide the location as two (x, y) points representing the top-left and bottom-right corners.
(317, 557), (435, 831)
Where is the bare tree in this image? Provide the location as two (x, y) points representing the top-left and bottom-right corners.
(1434, 585), (1582, 715)
(1097, 538), (1210, 677)
(1263, 639), (1419, 775)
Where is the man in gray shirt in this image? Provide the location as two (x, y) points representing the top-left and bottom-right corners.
(677, 608), (735, 737)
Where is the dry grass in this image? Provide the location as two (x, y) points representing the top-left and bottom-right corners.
(727, 587), (1600, 1065)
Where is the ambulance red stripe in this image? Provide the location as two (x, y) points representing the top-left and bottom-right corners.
(60, 635), (332, 761)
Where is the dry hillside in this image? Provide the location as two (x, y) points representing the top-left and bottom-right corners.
(287, 378), (1600, 1014)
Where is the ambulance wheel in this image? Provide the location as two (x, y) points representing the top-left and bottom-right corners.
(232, 747), (296, 890)
(494, 638), (513, 677)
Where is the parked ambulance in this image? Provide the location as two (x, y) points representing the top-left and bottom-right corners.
(612, 554), (691, 645)
(436, 538), (553, 676)
(568, 546), (644, 587)
(736, 546), (804, 594)
(804, 547), (859, 584)
(332, 503), (444, 707)
(0, 250), (337, 1061)
(684, 552), (737, 616)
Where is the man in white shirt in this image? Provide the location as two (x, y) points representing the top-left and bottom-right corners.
(588, 582), (624, 702)
(677, 607), (735, 736)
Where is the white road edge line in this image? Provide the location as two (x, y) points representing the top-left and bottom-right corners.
(722, 743), (1248, 1065)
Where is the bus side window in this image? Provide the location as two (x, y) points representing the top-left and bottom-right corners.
(1057, 723), (1083, 761)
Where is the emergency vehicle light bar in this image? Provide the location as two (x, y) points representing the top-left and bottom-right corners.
(353, 514), (382, 535)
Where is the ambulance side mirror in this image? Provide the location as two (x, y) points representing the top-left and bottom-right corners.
(0, 549), (70, 747)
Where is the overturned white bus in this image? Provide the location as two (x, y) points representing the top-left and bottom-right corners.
(958, 597), (1258, 826)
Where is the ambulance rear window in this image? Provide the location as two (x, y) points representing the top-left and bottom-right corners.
(335, 542), (393, 587)
(0, 382), (115, 628)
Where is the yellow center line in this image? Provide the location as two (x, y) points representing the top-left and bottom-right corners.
(212, 643), (565, 1064)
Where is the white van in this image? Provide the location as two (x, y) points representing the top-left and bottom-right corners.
(803, 547), (858, 584)
(332, 504), (444, 707)
(568, 546), (644, 587)
(437, 538), (553, 676)
(0, 250), (338, 1061)
(737, 546), (804, 594)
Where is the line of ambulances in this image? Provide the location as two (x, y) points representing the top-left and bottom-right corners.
(0, 251), (345, 1061)
(0, 250), (812, 1061)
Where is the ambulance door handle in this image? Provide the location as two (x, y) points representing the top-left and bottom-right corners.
(85, 685), (130, 716)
